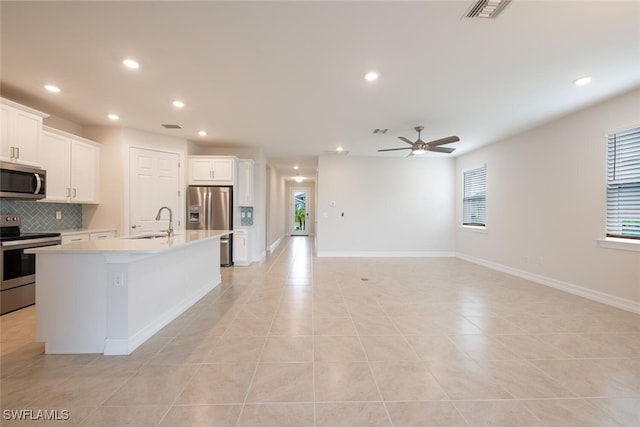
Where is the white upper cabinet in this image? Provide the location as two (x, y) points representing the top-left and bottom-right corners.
(188, 156), (236, 185)
(238, 159), (254, 206)
(40, 127), (100, 204)
(0, 98), (49, 167)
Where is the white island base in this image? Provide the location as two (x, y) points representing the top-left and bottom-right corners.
(32, 232), (226, 355)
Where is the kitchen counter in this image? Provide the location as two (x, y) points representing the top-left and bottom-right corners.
(29, 230), (230, 355)
(58, 228), (117, 236)
(30, 230), (232, 255)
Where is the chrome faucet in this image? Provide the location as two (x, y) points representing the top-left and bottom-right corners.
(155, 206), (174, 238)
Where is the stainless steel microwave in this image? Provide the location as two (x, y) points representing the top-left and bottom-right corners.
(0, 161), (46, 200)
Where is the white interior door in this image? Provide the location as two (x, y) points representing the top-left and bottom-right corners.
(129, 147), (180, 235)
(290, 188), (310, 236)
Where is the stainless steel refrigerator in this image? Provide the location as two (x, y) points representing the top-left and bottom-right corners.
(186, 186), (233, 266)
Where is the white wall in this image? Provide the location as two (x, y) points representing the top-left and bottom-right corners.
(455, 87), (640, 309)
(83, 127), (189, 236)
(82, 127), (125, 234)
(316, 154), (455, 256)
(266, 165), (287, 251)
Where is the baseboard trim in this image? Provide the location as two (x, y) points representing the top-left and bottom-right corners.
(456, 253), (640, 315)
(269, 236), (284, 253)
(104, 277), (220, 355)
(317, 251), (455, 258)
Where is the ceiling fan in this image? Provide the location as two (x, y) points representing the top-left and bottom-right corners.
(378, 126), (459, 156)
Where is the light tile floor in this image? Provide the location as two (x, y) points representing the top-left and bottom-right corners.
(1, 236), (639, 426)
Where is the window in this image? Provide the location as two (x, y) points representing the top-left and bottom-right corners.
(463, 165), (487, 226)
(607, 126), (640, 239)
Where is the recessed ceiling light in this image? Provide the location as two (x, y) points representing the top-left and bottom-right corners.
(573, 76), (592, 86)
(173, 100), (185, 108)
(336, 146), (344, 152)
(293, 165), (299, 170)
(365, 72), (379, 82)
(123, 59), (139, 69)
(44, 85), (61, 93)
(295, 178), (303, 183)
(107, 114), (119, 121)
(198, 130), (207, 136)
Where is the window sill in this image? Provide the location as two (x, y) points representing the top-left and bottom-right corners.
(597, 237), (640, 252)
(461, 225), (487, 234)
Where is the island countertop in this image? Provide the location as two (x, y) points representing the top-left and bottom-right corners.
(26, 229), (232, 255)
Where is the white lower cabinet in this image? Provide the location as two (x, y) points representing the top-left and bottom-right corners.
(233, 228), (250, 266)
(61, 234), (89, 245)
(61, 229), (116, 245)
(90, 231), (117, 240)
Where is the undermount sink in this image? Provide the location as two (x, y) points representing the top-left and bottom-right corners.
(123, 233), (179, 240)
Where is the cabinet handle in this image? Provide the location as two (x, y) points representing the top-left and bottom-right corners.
(66, 188), (70, 197)
(73, 188), (77, 198)
(10, 146), (15, 159)
(132, 225), (137, 229)
(15, 147), (19, 159)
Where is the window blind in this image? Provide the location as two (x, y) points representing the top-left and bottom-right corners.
(607, 126), (640, 239)
(463, 165), (486, 226)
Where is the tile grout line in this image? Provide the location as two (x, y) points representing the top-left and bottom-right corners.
(234, 236), (295, 427)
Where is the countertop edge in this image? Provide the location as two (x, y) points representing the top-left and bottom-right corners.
(26, 230), (232, 255)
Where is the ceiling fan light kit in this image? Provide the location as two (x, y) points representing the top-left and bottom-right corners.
(378, 126), (459, 156)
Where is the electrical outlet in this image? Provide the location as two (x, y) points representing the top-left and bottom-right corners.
(55, 211), (62, 220)
(113, 272), (124, 287)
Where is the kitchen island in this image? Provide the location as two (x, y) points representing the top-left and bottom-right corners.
(27, 230), (231, 355)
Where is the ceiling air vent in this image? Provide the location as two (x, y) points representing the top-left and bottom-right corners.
(464, 0), (511, 19)
(161, 124), (182, 129)
(373, 128), (388, 134)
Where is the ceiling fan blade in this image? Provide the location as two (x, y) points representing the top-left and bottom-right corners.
(398, 136), (415, 145)
(406, 152), (415, 157)
(426, 136), (460, 147)
(428, 146), (456, 154)
(378, 147), (411, 152)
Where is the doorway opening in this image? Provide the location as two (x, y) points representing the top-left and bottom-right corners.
(291, 190), (308, 236)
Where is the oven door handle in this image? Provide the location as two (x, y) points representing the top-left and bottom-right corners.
(34, 173), (42, 194)
(1, 237), (61, 248)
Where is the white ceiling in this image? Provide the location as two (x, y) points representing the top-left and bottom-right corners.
(2, 1), (639, 181)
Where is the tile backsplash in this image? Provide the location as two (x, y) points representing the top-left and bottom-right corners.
(240, 207), (254, 226)
(0, 200), (82, 232)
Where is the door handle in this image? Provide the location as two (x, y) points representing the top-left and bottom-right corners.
(34, 173), (42, 194)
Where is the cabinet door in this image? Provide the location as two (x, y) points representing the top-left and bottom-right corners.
(61, 233), (89, 244)
(238, 160), (254, 206)
(89, 231), (116, 240)
(189, 158), (215, 183)
(211, 158), (234, 182)
(233, 232), (248, 264)
(13, 110), (42, 167)
(0, 105), (11, 162)
(40, 132), (71, 202)
(70, 139), (99, 203)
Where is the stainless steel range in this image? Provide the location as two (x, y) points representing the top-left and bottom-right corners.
(0, 215), (61, 315)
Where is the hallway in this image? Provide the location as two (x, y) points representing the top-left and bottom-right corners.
(1, 236), (639, 426)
